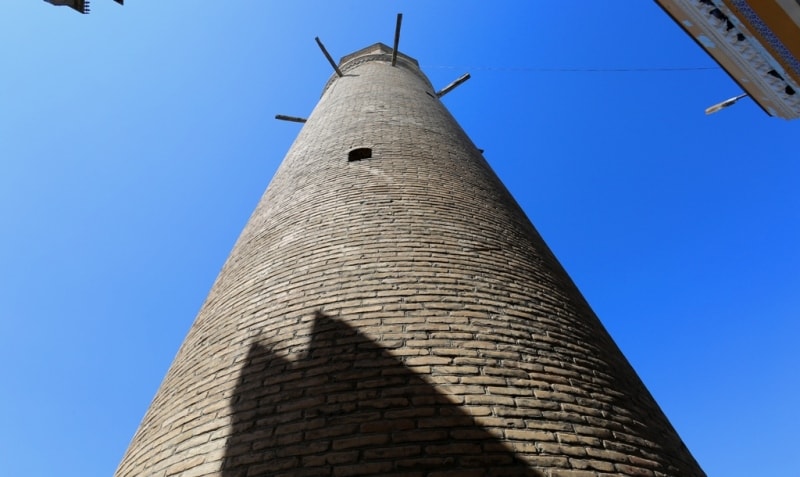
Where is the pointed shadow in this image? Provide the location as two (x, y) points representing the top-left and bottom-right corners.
(222, 311), (542, 476)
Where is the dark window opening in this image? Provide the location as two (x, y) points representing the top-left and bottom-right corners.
(768, 69), (784, 80)
(786, 85), (796, 96)
(348, 147), (372, 161)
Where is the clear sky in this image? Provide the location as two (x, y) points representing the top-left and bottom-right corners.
(1, 2), (797, 476)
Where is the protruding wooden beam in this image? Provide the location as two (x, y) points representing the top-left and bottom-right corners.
(275, 114), (307, 123)
(391, 13), (403, 67)
(436, 73), (471, 98)
(315, 37), (343, 78)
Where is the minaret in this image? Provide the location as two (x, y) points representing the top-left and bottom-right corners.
(116, 41), (704, 477)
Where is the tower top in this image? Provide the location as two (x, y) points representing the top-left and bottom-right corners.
(322, 42), (432, 93)
(339, 42), (420, 68)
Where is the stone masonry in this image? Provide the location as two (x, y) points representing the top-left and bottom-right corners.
(115, 43), (705, 477)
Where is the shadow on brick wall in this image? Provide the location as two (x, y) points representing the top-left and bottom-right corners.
(221, 311), (543, 476)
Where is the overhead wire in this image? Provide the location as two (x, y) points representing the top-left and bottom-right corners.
(421, 65), (720, 73)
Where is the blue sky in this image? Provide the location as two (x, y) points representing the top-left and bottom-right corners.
(1, 2), (798, 476)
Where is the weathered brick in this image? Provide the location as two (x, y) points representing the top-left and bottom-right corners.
(424, 442), (482, 455)
(392, 429), (450, 443)
(569, 458), (615, 472)
(404, 356), (451, 366)
(302, 451), (359, 467)
(505, 429), (555, 442)
(465, 394), (515, 406)
(360, 418), (415, 433)
(362, 445), (421, 460)
(332, 434), (390, 450)
(614, 463), (656, 476)
(164, 455), (204, 475)
(548, 471), (598, 477)
(333, 462), (393, 476)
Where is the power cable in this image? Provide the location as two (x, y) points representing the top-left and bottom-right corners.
(422, 65), (720, 73)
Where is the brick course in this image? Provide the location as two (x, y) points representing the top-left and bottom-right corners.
(115, 43), (704, 477)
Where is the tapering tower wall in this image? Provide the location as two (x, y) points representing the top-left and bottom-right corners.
(115, 43), (704, 477)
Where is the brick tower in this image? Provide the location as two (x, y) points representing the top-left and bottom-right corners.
(115, 42), (705, 477)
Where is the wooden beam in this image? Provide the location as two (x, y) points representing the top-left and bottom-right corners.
(436, 73), (471, 98)
(315, 37), (343, 77)
(392, 13), (403, 67)
(275, 115), (307, 123)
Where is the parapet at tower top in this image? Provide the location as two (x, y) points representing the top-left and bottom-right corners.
(339, 43), (421, 69)
(314, 15), (470, 100)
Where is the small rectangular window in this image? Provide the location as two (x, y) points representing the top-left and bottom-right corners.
(348, 148), (372, 161)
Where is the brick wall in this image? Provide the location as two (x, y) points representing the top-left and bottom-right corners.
(115, 43), (704, 477)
